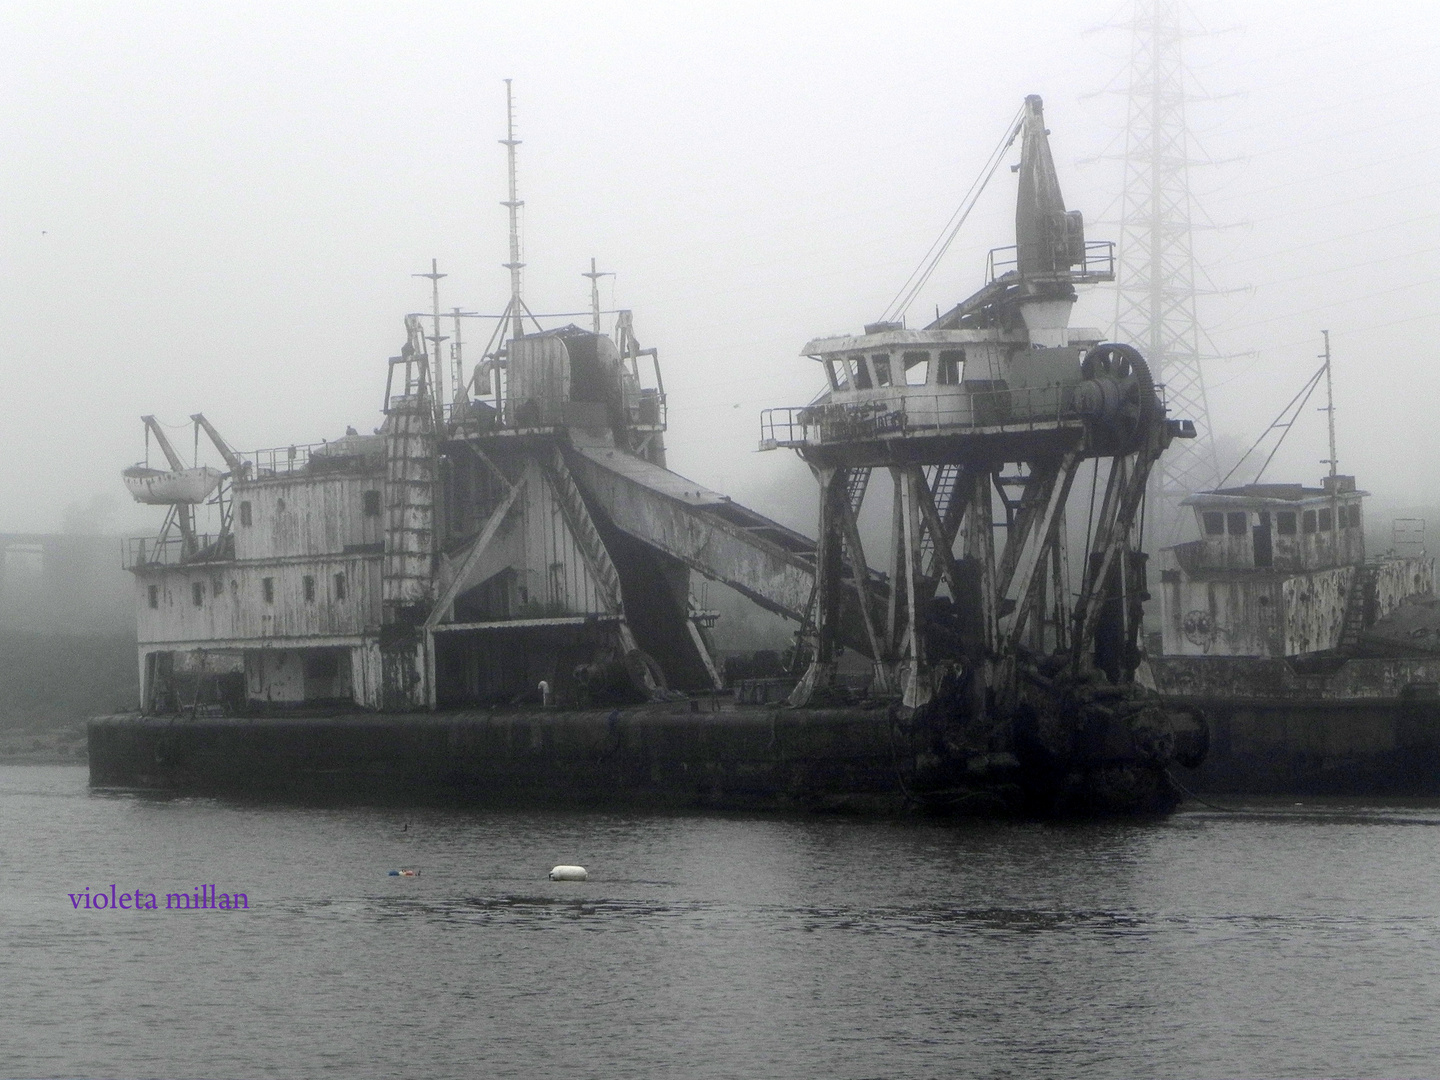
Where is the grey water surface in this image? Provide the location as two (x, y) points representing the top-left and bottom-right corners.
(3, 765), (1438, 1079)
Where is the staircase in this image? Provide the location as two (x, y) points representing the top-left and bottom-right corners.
(382, 397), (437, 613)
(920, 464), (961, 566)
(1337, 564), (1379, 652)
(844, 467), (871, 516)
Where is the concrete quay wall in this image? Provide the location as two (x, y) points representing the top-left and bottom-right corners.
(87, 706), (909, 812)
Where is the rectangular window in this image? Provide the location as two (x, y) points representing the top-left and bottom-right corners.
(851, 355), (873, 389)
(902, 351), (930, 386)
(1227, 512), (1247, 536)
(334, 572), (347, 601)
(1319, 507), (1333, 531)
(147, 585), (159, 609)
(212, 578), (222, 598)
(1303, 510), (1317, 534)
(1203, 512), (1225, 536)
(870, 353), (892, 387)
(239, 501), (252, 527)
(192, 582), (204, 607)
(303, 575), (316, 603)
(262, 577), (275, 604)
(937, 350), (964, 385)
(1277, 511), (1297, 536)
(362, 490), (381, 517)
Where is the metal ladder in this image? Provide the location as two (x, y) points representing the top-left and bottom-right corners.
(1338, 564), (1379, 651)
(919, 464), (961, 564)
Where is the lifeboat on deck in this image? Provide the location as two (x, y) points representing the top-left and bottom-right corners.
(122, 465), (224, 505)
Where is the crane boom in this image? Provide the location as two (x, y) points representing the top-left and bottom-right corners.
(141, 416), (186, 472)
(190, 413), (245, 475)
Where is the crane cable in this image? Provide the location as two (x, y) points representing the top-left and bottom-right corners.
(880, 104), (1026, 325)
(1216, 362), (1327, 489)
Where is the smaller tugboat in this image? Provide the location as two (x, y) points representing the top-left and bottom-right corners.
(1150, 348), (1440, 794)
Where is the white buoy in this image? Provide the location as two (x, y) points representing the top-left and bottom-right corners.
(549, 865), (587, 881)
(538, 680), (551, 706)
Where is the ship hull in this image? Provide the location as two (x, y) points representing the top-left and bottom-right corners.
(1153, 656), (1440, 795)
(87, 704), (1183, 817)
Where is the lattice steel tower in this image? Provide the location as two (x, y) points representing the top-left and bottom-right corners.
(1114, 0), (1220, 541)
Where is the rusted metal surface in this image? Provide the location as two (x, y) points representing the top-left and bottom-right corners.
(1150, 654), (1440, 701)
(565, 443), (817, 621)
(1374, 557), (1434, 622)
(134, 556), (381, 644)
(1281, 565), (1353, 655)
(233, 474), (383, 561)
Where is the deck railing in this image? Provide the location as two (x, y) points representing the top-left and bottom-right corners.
(760, 385), (1078, 449)
(246, 442), (325, 476)
(123, 534), (232, 570)
(986, 240), (1116, 284)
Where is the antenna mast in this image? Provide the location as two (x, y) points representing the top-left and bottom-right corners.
(1321, 329), (1337, 479)
(582, 257), (614, 334)
(501, 79), (525, 342)
(413, 258), (448, 420)
(451, 307), (467, 401)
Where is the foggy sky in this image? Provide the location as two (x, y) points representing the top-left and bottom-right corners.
(3, 0), (1438, 538)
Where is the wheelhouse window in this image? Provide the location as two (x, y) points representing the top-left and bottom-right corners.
(262, 577), (275, 604)
(851, 354), (873, 389)
(334, 572), (347, 601)
(238, 501), (252, 527)
(303, 575), (316, 603)
(191, 582), (204, 607)
(1227, 512), (1247, 536)
(902, 351), (930, 386)
(362, 490), (381, 517)
(870, 353), (893, 387)
(1277, 511), (1297, 536)
(147, 585), (159, 609)
(1303, 510), (1317, 534)
(937, 349), (964, 385)
(1203, 512), (1224, 536)
(1318, 507), (1333, 531)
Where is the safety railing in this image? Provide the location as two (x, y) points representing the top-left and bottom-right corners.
(986, 240), (1116, 284)
(760, 384), (1087, 449)
(123, 534), (232, 570)
(444, 390), (667, 434)
(246, 442), (326, 477)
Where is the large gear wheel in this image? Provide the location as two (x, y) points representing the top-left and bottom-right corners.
(1077, 343), (1156, 450)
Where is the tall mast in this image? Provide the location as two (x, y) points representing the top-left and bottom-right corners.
(413, 258), (448, 419)
(1321, 329), (1337, 479)
(582, 257), (613, 334)
(501, 79), (525, 342)
(451, 307), (466, 400)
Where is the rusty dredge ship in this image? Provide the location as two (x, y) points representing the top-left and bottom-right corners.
(91, 93), (1207, 815)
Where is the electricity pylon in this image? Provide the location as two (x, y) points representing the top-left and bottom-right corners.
(1113, 0), (1222, 544)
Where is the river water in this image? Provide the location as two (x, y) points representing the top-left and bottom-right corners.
(4, 765), (1439, 1078)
